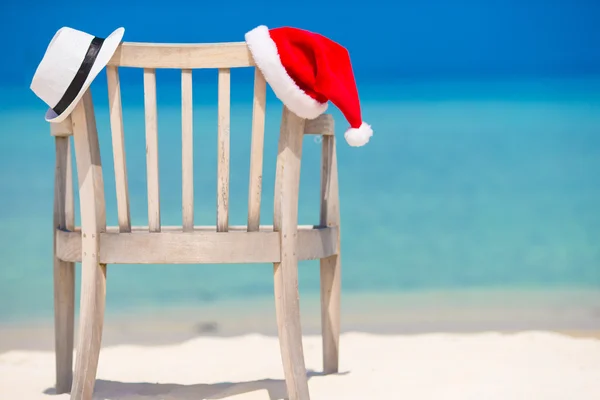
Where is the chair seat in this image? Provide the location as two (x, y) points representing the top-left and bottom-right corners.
(55, 225), (338, 264)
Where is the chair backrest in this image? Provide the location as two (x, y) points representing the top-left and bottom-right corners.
(52, 41), (335, 236)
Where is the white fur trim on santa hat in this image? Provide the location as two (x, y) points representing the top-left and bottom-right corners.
(344, 122), (373, 147)
(245, 25), (328, 119)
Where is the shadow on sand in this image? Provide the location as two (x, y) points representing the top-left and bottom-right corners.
(44, 370), (350, 400)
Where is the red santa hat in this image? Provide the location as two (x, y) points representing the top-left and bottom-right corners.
(245, 25), (373, 147)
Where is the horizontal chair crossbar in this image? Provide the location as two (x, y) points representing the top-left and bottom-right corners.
(108, 42), (255, 69)
(56, 225), (338, 264)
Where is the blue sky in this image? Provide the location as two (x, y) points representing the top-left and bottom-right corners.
(2, 0), (599, 87)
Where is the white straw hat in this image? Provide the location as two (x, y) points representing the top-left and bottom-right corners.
(30, 27), (125, 123)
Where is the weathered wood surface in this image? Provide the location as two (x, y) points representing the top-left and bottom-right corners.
(69, 89), (107, 400)
(107, 65), (131, 232)
(108, 42), (255, 69)
(319, 134), (342, 374)
(56, 226), (338, 264)
(52, 134), (75, 394)
(272, 107), (311, 400)
(247, 68), (267, 232)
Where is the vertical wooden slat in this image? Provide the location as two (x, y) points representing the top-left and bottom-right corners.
(217, 68), (230, 232)
(272, 107), (310, 400)
(320, 135), (336, 226)
(65, 137), (75, 230)
(319, 134), (341, 374)
(107, 65), (131, 232)
(247, 68), (267, 232)
(143, 68), (161, 232)
(181, 69), (194, 231)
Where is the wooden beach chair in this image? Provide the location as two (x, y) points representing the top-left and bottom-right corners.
(50, 40), (342, 400)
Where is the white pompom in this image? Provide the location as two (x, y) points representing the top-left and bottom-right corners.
(344, 122), (373, 147)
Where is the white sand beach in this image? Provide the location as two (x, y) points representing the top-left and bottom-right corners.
(1, 330), (600, 399)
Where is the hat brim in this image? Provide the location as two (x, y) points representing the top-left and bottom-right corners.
(45, 27), (125, 123)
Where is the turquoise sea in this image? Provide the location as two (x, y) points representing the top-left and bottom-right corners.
(0, 74), (599, 330)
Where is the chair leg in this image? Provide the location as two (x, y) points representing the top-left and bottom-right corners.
(272, 107), (310, 400)
(53, 136), (75, 394)
(68, 88), (107, 400)
(70, 261), (106, 400)
(320, 254), (341, 374)
(53, 257), (75, 392)
(273, 261), (310, 400)
(319, 133), (341, 374)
